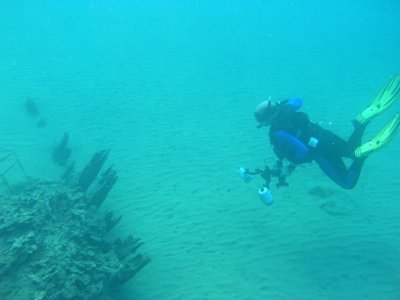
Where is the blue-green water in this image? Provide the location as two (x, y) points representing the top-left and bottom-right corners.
(1, 1), (399, 299)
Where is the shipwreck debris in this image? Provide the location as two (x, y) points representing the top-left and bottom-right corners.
(0, 151), (30, 191)
(53, 132), (72, 165)
(78, 150), (110, 192)
(25, 98), (40, 116)
(25, 98), (46, 127)
(0, 149), (149, 300)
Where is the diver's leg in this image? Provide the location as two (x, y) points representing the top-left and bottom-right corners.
(347, 122), (368, 153)
(321, 122), (367, 159)
(313, 153), (366, 189)
(318, 128), (354, 157)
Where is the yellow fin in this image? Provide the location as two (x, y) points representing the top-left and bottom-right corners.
(355, 113), (400, 157)
(355, 74), (400, 125)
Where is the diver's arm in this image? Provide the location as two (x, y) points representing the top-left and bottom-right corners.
(271, 130), (310, 164)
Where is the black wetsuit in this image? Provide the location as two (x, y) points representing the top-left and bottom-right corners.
(268, 99), (367, 189)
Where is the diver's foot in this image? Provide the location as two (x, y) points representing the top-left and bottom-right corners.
(352, 118), (368, 129)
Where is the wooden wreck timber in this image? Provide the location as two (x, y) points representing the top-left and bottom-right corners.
(0, 151), (149, 300)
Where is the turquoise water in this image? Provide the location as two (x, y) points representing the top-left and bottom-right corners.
(1, 1), (400, 299)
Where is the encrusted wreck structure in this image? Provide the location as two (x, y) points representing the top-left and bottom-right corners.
(0, 150), (149, 300)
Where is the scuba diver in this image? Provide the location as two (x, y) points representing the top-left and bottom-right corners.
(240, 75), (400, 203)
